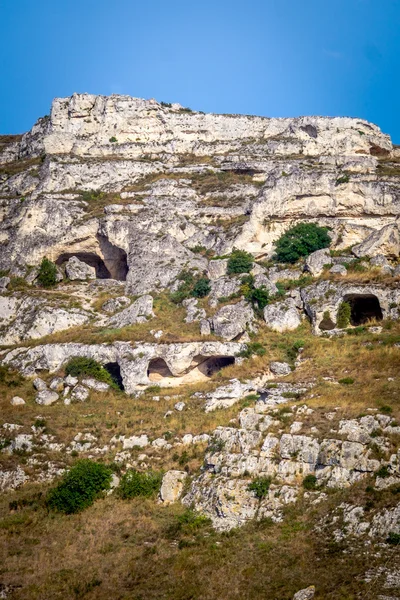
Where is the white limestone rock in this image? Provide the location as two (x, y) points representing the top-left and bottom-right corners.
(210, 299), (254, 341)
(35, 390), (59, 405)
(264, 298), (301, 332)
(65, 256), (96, 280)
(82, 377), (110, 392)
(183, 297), (206, 323)
(123, 434), (149, 449)
(159, 470), (187, 504)
(304, 248), (332, 277)
(10, 396), (25, 406)
(107, 294), (154, 327)
(270, 361), (292, 376)
(102, 296), (131, 313)
(71, 385), (89, 402)
(293, 587), (315, 600)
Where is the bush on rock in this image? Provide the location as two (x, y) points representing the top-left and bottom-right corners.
(274, 223), (330, 264)
(37, 257), (58, 288)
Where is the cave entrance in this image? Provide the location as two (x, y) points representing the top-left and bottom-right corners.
(104, 362), (124, 390)
(56, 252), (112, 279)
(97, 235), (129, 281)
(147, 358), (174, 382)
(196, 355), (235, 377)
(343, 294), (383, 326)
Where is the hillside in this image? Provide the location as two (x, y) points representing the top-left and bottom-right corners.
(0, 94), (399, 600)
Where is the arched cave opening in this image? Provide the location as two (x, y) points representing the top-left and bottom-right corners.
(97, 235), (129, 281)
(56, 252), (112, 279)
(197, 355), (235, 377)
(104, 362), (124, 390)
(343, 294), (383, 326)
(147, 358), (174, 382)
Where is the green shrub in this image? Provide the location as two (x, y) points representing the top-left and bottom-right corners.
(37, 257), (58, 288)
(240, 274), (269, 312)
(376, 465), (390, 479)
(238, 342), (266, 358)
(109, 136), (117, 143)
(227, 249), (253, 274)
(247, 476), (272, 499)
(386, 532), (400, 545)
(117, 470), (162, 499)
(274, 223), (330, 264)
(335, 173), (350, 186)
(47, 460), (112, 514)
(338, 377), (354, 385)
(64, 357), (119, 389)
(337, 301), (351, 328)
(302, 474), (318, 490)
(191, 277), (211, 298)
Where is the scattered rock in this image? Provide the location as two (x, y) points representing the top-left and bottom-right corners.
(10, 396), (25, 406)
(102, 296), (131, 313)
(270, 361), (292, 376)
(35, 390), (59, 405)
(82, 377), (110, 392)
(174, 401), (186, 412)
(71, 385), (89, 402)
(122, 435), (149, 449)
(293, 586), (315, 600)
(33, 377), (47, 391)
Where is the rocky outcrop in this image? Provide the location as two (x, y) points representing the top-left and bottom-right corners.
(209, 300), (254, 341)
(107, 294), (154, 327)
(263, 298), (302, 332)
(2, 340), (245, 393)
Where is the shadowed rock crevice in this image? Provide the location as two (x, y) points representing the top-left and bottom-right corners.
(97, 234), (128, 281)
(344, 293), (383, 325)
(104, 362), (124, 390)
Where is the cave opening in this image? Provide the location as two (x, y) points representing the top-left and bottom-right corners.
(104, 362), (124, 390)
(196, 355), (235, 377)
(343, 294), (383, 326)
(147, 358), (174, 382)
(97, 235), (129, 281)
(56, 252), (112, 279)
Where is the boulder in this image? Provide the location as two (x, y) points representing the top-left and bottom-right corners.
(263, 298), (301, 332)
(65, 374), (78, 386)
(10, 396), (25, 406)
(253, 274), (278, 295)
(122, 434), (149, 449)
(35, 390), (59, 405)
(208, 276), (242, 307)
(107, 294), (154, 327)
(159, 470), (188, 504)
(33, 377), (47, 391)
(200, 319), (211, 335)
(174, 401), (186, 411)
(211, 300), (254, 341)
(82, 377), (110, 392)
(304, 248), (332, 277)
(293, 587), (315, 600)
(270, 361), (292, 376)
(329, 264), (347, 276)
(0, 276), (10, 291)
(204, 379), (255, 412)
(71, 385), (89, 402)
(49, 377), (64, 391)
(65, 256), (96, 280)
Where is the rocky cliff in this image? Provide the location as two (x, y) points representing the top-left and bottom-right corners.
(0, 95), (399, 600)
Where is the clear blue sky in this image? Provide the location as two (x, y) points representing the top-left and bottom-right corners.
(1, 0), (399, 142)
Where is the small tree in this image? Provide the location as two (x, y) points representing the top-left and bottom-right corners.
(37, 257), (58, 288)
(117, 470), (162, 499)
(274, 223), (331, 264)
(192, 277), (211, 298)
(337, 301), (351, 328)
(247, 476), (272, 499)
(227, 249), (253, 274)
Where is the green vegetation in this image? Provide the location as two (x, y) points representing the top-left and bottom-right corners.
(227, 249), (254, 274)
(240, 274), (270, 313)
(302, 474), (318, 490)
(335, 173), (350, 186)
(117, 470), (162, 499)
(274, 223), (330, 264)
(386, 532), (400, 545)
(47, 460), (112, 514)
(338, 377), (355, 385)
(109, 136), (118, 143)
(337, 301), (351, 328)
(64, 357), (120, 390)
(237, 342), (266, 358)
(37, 257), (58, 288)
(170, 270), (211, 303)
(192, 277), (211, 298)
(247, 476), (272, 499)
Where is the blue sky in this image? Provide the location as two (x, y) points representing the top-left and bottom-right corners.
(1, 0), (399, 142)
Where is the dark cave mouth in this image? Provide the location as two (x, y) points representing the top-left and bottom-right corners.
(343, 294), (383, 326)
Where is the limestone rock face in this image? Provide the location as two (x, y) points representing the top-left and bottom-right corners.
(159, 470), (187, 504)
(210, 300), (254, 340)
(0, 92), (397, 293)
(293, 587), (315, 600)
(352, 220), (400, 258)
(107, 294), (154, 327)
(263, 298), (301, 332)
